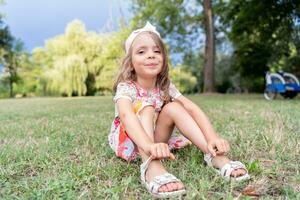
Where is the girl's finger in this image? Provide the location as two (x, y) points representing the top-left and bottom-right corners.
(169, 153), (176, 160)
(162, 145), (169, 158)
(149, 154), (155, 160)
(161, 146), (167, 158)
(156, 145), (163, 158)
(220, 141), (227, 153)
(207, 144), (216, 157)
(216, 142), (224, 153)
(150, 148), (157, 159)
(166, 147), (171, 158)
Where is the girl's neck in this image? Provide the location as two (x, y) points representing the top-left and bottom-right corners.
(136, 77), (157, 91)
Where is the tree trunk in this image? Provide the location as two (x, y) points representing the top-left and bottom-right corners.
(9, 75), (13, 98)
(203, 0), (215, 93)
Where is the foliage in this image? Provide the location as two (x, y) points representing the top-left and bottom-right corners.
(95, 25), (130, 92)
(130, 0), (207, 91)
(0, 18), (24, 97)
(169, 64), (197, 93)
(182, 50), (204, 93)
(131, 0), (300, 92)
(0, 19), (13, 53)
(2, 1), (299, 95)
(32, 20), (129, 96)
(214, 54), (234, 93)
(131, 0), (201, 52)
(218, 0), (300, 91)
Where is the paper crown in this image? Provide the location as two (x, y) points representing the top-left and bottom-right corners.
(125, 21), (161, 54)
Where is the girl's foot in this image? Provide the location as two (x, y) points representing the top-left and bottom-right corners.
(204, 153), (250, 181)
(145, 159), (185, 192)
(211, 155), (246, 177)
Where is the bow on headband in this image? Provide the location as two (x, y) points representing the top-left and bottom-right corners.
(125, 21), (161, 54)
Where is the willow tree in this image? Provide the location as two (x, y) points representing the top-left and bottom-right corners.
(95, 25), (131, 92)
(33, 20), (103, 96)
(32, 20), (131, 96)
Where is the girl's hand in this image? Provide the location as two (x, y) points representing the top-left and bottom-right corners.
(207, 138), (230, 157)
(147, 143), (176, 160)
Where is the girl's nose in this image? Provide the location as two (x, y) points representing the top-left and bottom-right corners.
(147, 51), (155, 59)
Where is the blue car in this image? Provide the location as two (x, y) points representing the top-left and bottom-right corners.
(264, 71), (300, 100)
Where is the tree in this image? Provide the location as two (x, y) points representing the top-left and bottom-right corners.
(0, 18), (24, 97)
(130, 0), (216, 92)
(33, 20), (129, 96)
(169, 64), (197, 93)
(95, 29), (130, 93)
(1, 40), (24, 97)
(0, 19), (13, 52)
(219, 0), (300, 91)
(40, 20), (99, 96)
(13, 52), (43, 96)
(203, 0), (215, 92)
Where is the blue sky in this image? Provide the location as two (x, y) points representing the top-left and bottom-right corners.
(0, 0), (130, 52)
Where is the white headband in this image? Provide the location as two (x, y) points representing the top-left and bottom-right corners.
(125, 21), (161, 54)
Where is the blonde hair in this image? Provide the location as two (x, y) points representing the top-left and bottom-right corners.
(113, 31), (171, 103)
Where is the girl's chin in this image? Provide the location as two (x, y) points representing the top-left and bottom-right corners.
(140, 72), (161, 79)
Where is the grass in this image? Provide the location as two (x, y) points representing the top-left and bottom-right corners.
(0, 95), (299, 199)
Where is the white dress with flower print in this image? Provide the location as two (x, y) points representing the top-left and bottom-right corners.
(108, 81), (191, 161)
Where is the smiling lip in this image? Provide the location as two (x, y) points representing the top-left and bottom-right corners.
(145, 63), (159, 68)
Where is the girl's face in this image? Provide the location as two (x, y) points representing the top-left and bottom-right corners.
(130, 33), (163, 80)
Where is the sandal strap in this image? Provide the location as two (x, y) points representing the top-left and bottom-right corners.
(204, 153), (250, 181)
(220, 161), (248, 178)
(148, 173), (180, 194)
(140, 156), (153, 182)
(204, 153), (213, 167)
(220, 161), (249, 179)
(140, 157), (185, 195)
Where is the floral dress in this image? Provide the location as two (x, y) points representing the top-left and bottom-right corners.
(108, 81), (191, 161)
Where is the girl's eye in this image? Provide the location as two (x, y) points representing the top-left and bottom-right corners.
(138, 50), (144, 54)
(154, 50), (161, 53)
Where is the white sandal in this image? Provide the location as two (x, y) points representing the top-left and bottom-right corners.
(204, 153), (250, 181)
(140, 157), (186, 198)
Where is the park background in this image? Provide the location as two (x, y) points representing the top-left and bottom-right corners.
(0, 0), (299, 199)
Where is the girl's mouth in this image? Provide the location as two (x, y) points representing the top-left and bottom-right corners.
(145, 63), (159, 68)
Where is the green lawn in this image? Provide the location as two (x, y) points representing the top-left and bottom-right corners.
(0, 95), (299, 199)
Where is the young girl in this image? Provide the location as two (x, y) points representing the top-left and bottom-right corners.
(109, 22), (250, 198)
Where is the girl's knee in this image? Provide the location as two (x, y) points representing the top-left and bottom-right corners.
(161, 101), (183, 116)
(139, 105), (155, 117)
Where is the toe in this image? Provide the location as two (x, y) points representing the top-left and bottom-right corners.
(231, 168), (246, 177)
(172, 182), (178, 191)
(158, 182), (185, 193)
(159, 185), (168, 192)
(166, 183), (174, 192)
(231, 170), (238, 177)
(177, 182), (184, 190)
(163, 185), (169, 192)
(239, 168), (247, 176)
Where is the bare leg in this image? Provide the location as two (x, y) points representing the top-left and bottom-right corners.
(155, 102), (208, 152)
(137, 106), (184, 192)
(154, 102), (246, 177)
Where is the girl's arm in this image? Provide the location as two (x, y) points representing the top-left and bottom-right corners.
(117, 98), (175, 159)
(175, 95), (229, 156)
